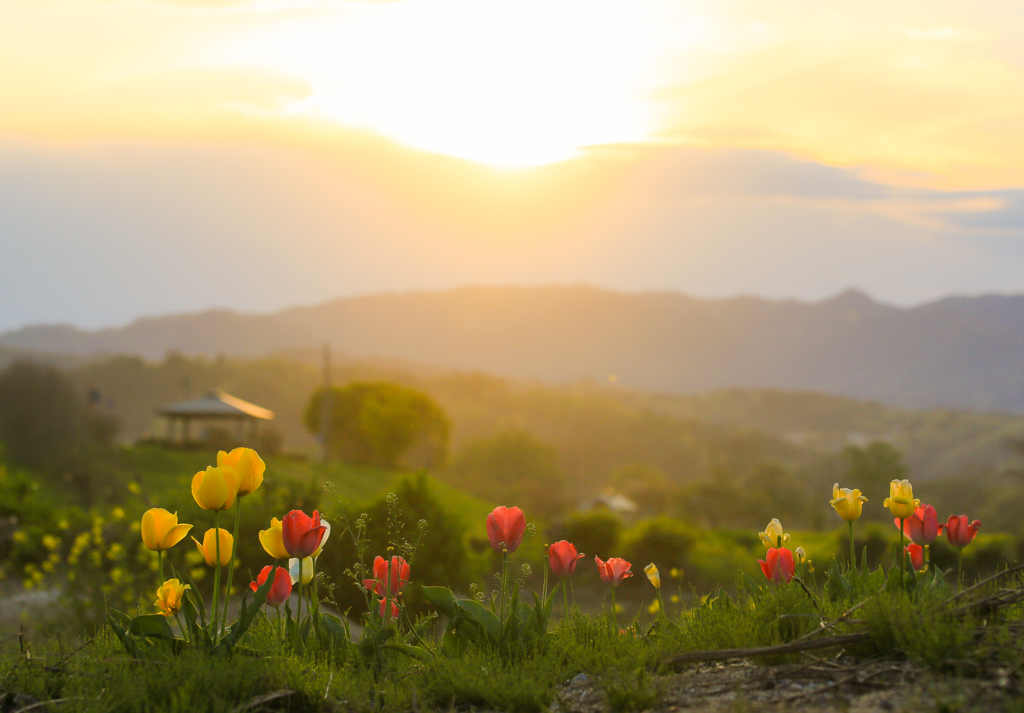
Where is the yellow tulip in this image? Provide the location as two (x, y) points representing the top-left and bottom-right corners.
(758, 518), (790, 549)
(259, 517), (290, 560)
(830, 483), (868, 522)
(155, 578), (189, 617)
(883, 479), (921, 519)
(289, 556), (314, 585)
(644, 563), (661, 588)
(140, 508), (192, 552)
(217, 448), (265, 497)
(192, 528), (234, 567)
(190, 465), (240, 511)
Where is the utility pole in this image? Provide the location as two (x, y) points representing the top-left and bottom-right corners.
(320, 343), (332, 463)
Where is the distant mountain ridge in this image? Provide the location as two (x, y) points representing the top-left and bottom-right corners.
(4, 285), (1024, 411)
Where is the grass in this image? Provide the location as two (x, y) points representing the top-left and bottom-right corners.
(5, 569), (1024, 712)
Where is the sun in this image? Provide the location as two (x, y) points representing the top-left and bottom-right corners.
(207, 0), (695, 167)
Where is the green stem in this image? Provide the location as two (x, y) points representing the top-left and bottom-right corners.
(222, 496), (242, 631)
(500, 550), (508, 624)
(610, 586), (617, 632)
(849, 520), (856, 574)
(311, 558), (319, 623)
(212, 511), (221, 639)
(958, 548), (963, 592)
(298, 581), (303, 624)
(899, 518), (905, 584)
(158, 550), (164, 584)
(657, 587), (665, 619)
(562, 580), (570, 624)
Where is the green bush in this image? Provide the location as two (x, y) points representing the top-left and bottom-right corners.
(621, 517), (696, 574)
(553, 511), (622, 563)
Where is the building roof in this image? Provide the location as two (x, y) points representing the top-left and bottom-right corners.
(157, 390), (275, 420)
(579, 489), (638, 514)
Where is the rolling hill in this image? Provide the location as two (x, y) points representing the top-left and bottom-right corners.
(5, 285), (1024, 411)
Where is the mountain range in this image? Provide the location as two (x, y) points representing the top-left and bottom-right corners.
(4, 285), (1024, 411)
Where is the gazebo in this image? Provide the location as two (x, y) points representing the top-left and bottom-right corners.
(157, 390), (274, 444)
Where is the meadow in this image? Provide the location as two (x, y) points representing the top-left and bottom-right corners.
(3, 442), (1024, 712)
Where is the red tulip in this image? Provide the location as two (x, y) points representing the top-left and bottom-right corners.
(758, 548), (795, 583)
(281, 510), (327, 559)
(896, 504), (939, 545)
(549, 541), (584, 579)
(943, 515), (981, 549)
(378, 597), (400, 622)
(594, 556), (633, 587)
(250, 565), (292, 607)
(905, 544), (925, 571)
(362, 555), (410, 597)
(486, 506), (526, 553)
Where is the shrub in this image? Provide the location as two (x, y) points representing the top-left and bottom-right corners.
(621, 517), (696, 574)
(553, 511), (622, 562)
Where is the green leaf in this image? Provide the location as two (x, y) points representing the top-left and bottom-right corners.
(177, 567), (207, 629)
(454, 599), (502, 645)
(421, 586), (458, 618)
(128, 614), (176, 641)
(382, 643), (432, 662)
(210, 569), (274, 655)
(107, 611), (141, 657)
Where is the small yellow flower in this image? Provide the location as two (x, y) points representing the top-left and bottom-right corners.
(670, 594), (680, 603)
(42, 535), (61, 551)
(111, 507), (125, 521)
(830, 484), (868, 522)
(190, 466), (240, 511)
(127, 482), (141, 494)
(647, 599), (661, 614)
(795, 546), (814, 572)
(883, 479), (921, 520)
(644, 563), (661, 588)
(12, 531), (27, 544)
(154, 578), (189, 617)
(758, 519), (790, 549)
(217, 448), (265, 497)
(192, 528), (234, 567)
(140, 509), (192, 552)
(669, 567), (681, 579)
(259, 517), (290, 559)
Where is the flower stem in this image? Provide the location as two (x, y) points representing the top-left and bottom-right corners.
(899, 518), (905, 584)
(958, 548), (963, 592)
(222, 496), (241, 631)
(158, 550), (164, 584)
(610, 586), (617, 632)
(562, 580), (570, 624)
(500, 550), (508, 624)
(849, 520), (856, 575)
(212, 511), (221, 639)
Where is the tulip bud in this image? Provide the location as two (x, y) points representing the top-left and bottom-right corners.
(191, 466), (240, 512)
(217, 447), (265, 497)
(883, 479), (921, 520)
(154, 578), (189, 617)
(830, 484), (868, 522)
(758, 519), (790, 549)
(644, 563), (661, 588)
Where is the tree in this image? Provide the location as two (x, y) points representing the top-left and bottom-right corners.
(0, 361), (86, 471)
(304, 382), (449, 468)
(841, 442), (908, 521)
(447, 430), (567, 519)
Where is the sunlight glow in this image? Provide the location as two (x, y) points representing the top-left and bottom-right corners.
(208, 0), (710, 166)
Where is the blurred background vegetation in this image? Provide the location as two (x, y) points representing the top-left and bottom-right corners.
(2, 351), (1024, 635)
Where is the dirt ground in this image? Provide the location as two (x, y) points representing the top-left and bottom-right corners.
(553, 656), (1016, 713)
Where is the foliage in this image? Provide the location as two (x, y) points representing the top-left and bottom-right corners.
(553, 511), (622, 563)
(446, 429), (566, 519)
(621, 517), (696, 576)
(841, 442), (909, 521)
(305, 382), (449, 468)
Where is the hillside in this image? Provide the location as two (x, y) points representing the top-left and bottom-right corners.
(5, 286), (1024, 411)
(64, 352), (1024, 489)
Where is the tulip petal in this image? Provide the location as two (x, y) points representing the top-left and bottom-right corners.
(161, 522), (192, 551)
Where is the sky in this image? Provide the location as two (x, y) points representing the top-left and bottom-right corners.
(1, 0), (1024, 331)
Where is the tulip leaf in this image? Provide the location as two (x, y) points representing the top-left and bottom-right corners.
(210, 570), (274, 656)
(177, 567), (208, 630)
(381, 643), (431, 662)
(128, 614), (176, 641)
(454, 600), (502, 645)
(107, 611), (141, 658)
(421, 586), (458, 619)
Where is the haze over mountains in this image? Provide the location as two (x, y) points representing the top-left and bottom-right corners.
(4, 285), (1024, 412)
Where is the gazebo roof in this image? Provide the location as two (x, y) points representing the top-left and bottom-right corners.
(157, 390), (274, 420)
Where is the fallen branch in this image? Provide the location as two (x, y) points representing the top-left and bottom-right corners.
(794, 600), (868, 643)
(948, 563), (1024, 604)
(663, 632), (871, 666)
